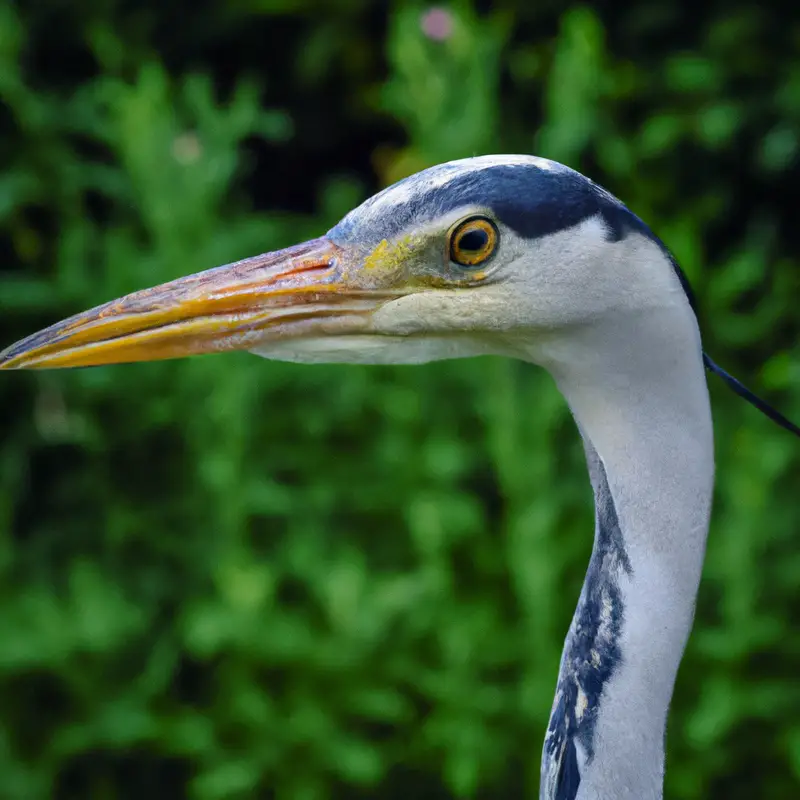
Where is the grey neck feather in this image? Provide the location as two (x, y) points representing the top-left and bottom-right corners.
(532, 305), (715, 800)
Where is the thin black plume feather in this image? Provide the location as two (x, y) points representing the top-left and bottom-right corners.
(703, 354), (800, 438)
(664, 254), (799, 438)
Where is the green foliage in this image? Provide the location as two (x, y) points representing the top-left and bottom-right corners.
(1, 1), (799, 798)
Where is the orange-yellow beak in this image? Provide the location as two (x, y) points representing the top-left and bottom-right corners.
(0, 238), (393, 370)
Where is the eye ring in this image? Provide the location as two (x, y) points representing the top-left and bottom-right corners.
(448, 216), (499, 268)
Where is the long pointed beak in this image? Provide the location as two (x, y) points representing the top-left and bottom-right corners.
(0, 238), (390, 370)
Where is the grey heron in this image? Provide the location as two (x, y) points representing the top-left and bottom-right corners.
(2, 155), (798, 799)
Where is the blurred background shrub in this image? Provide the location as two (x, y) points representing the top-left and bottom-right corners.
(0, 1), (798, 798)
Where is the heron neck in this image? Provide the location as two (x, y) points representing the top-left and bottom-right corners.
(534, 310), (715, 800)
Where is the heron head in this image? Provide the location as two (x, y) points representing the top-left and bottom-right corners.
(0, 155), (693, 371)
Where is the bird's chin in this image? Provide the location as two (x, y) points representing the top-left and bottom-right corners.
(250, 333), (493, 366)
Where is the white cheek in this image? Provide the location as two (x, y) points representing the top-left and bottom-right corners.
(370, 291), (509, 335)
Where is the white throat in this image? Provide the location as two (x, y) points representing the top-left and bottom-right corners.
(532, 305), (715, 800)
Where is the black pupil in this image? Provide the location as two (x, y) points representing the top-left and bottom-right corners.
(458, 228), (488, 252)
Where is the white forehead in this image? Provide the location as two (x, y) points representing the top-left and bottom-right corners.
(377, 155), (562, 207)
(447, 154), (561, 171)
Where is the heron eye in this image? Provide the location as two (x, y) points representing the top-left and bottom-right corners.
(449, 217), (498, 268)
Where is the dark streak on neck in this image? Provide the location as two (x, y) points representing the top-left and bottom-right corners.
(540, 438), (631, 800)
